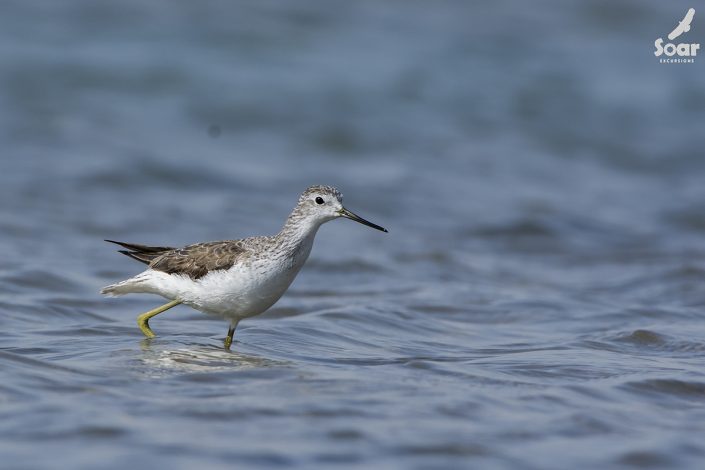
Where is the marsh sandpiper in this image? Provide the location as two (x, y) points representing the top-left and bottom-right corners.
(101, 185), (388, 348)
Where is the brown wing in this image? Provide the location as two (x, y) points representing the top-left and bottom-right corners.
(148, 241), (248, 280)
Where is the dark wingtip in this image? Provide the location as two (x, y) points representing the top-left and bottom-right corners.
(117, 250), (152, 265)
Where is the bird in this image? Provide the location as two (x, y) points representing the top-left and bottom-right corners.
(101, 185), (388, 348)
(668, 8), (695, 41)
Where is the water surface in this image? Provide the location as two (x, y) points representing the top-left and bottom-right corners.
(1, 1), (705, 468)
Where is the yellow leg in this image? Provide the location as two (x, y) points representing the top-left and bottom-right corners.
(137, 300), (182, 338)
(224, 319), (239, 350)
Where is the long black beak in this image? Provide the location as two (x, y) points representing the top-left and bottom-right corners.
(338, 208), (388, 233)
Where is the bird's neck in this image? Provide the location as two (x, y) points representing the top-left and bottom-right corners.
(275, 212), (322, 254)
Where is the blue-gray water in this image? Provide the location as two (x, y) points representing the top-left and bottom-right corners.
(1, 1), (705, 468)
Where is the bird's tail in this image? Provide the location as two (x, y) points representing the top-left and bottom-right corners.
(100, 273), (153, 297)
(101, 281), (133, 297)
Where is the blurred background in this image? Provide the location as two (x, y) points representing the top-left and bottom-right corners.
(1, 0), (704, 468)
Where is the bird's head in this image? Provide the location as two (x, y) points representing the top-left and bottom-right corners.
(294, 185), (387, 232)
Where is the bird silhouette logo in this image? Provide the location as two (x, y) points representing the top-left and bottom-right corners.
(668, 8), (695, 41)
(654, 7), (700, 61)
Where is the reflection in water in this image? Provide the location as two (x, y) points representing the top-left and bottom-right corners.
(137, 342), (289, 376)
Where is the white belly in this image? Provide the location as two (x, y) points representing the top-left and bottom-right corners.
(191, 261), (301, 317)
(143, 242), (312, 320)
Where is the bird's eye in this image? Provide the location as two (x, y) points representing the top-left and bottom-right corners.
(315, 197), (325, 205)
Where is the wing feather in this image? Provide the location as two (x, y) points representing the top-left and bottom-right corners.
(106, 239), (249, 279)
(106, 240), (175, 265)
(148, 241), (248, 279)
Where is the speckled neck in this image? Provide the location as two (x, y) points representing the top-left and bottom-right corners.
(274, 205), (323, 255)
